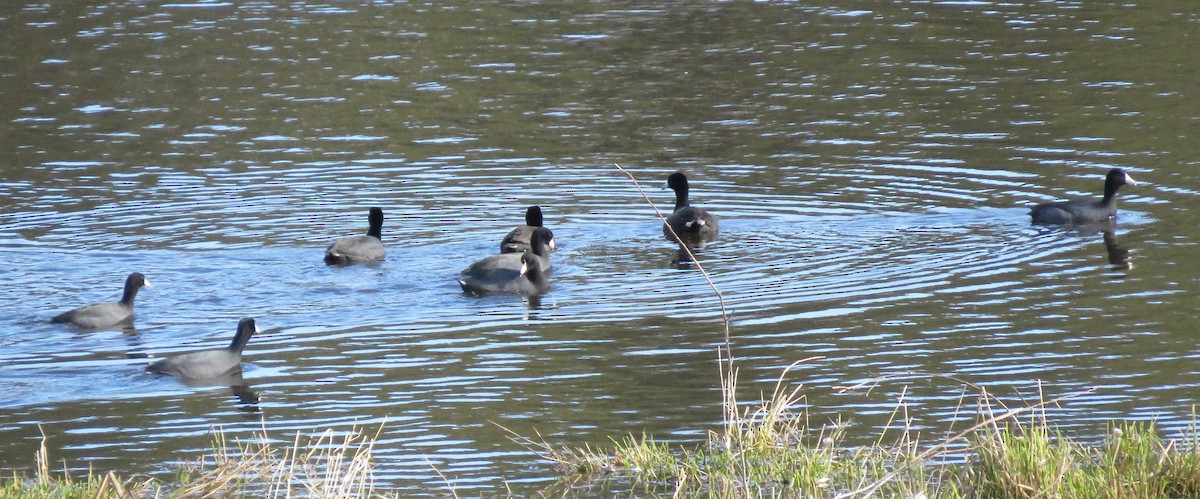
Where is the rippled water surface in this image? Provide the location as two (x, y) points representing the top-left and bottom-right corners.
(3, 1), (1200, 495)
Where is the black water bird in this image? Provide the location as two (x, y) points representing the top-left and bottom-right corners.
(458, 227), (553, 296)
(51, 272), (151, 328)
(664, 172), (718, 244)
(146, 318), (258, 380)
(500, 205), (556, 254)
(1030, 169), (1135, 225)
(325, 207), (386, 265)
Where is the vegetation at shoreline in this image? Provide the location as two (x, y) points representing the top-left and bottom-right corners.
(0, 423), (392, 499)
(521, 364), (1200, 498)
(6, 397), (1200, 498)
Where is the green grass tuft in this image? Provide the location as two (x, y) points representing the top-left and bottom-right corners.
(530, 377), (1200, 498)
(965, 419), (1200, 499)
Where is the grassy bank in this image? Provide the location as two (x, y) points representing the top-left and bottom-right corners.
(7, 398), (1198, 498)
(521, 363), (1200, 497)
(0, 423), (391, 499)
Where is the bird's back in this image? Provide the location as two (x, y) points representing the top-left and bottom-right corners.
(147, 350), (241, 379)
(51, 302), (132, 328)
(500, 226), (536, 253)
(1030, 200), (1111, 224)
(325, 235), (385, 264)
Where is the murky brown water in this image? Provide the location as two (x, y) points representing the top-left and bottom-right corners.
(3, 1), (1200, 495)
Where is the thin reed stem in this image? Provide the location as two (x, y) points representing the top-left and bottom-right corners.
(611, 163), (732, 344)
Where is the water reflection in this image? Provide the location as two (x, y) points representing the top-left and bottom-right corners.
(118, 327), (148, 354)
(66, 322), (142, 336)
(523, 295), (544, 311)
(173, 371), (247, 389)
(57, 318), (143, 335)
(174, 373), (261, 415)
(229, 384), (262, 415)
(1068, 221), (1132, 272)
(665, 230), (716, 252)
(1031, 220), (1133, 273)
(1102, 230), (1131, 271)
(670, 246), (705, 268)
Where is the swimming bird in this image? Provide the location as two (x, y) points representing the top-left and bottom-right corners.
(325, 207), (386, 265)
(458, 227), (553, 296)
(51, 272), (151, 328)
(1030, 168), (1135, 225)
(500, 205), (556, 254)
(146, 318), (258, 380)
(664, 172), (719, 244)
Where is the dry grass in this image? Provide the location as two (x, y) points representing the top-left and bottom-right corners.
(173, 421), (387, 498)
(0, 426), (157, 499)
(0, 422), (394, 499)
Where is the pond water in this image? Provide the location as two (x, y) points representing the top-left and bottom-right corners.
(3, 1), (1200, 495)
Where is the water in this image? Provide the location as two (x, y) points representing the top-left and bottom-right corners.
(3, 1), (1200, 495)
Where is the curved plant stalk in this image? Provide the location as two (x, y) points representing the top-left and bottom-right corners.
(611, 163), (744, 441)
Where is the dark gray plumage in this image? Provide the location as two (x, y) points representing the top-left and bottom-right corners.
(1030, 168), (1135, 225)
(325, 207), (386, 265)
(664, 172), (718, 244)
(500, 206), (556, 254)
(146, 318), (258, 380)
(51, 272), (151, 328)
(458, 228), (553, 296)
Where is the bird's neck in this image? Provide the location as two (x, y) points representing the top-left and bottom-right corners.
(120, 285), (139, 306)
(228, 328), (254, 353)
(674, 191), (690, 211)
